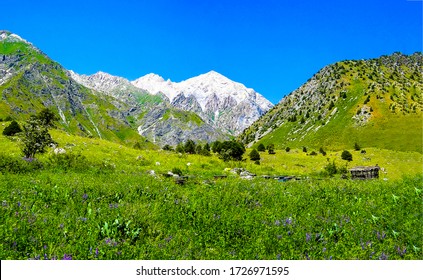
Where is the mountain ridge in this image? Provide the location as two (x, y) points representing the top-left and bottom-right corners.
(239, 52), (423, 153)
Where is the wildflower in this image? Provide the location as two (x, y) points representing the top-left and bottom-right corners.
(82, 193), (88, 201)
(277, 235), (282, 240)
(396, 246), (406, 257)
(276, 254), (281, 260)
(306, 233), (311, 242)
(59, 223), (64, 229)
(2, 200), (7, 207)
(95, 248), (99, 258)
(379, 252), (388, 260)
(284, 217), (293, 226)
(376, 231), (386, 240)
(17, 202), (21, 207)
(274, 220), (281, 226)
(44, 253), (48, 260)
(323, 247), (326, 252)
(62, 254), (72, 260)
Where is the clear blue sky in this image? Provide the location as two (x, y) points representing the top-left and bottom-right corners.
(1, 0), (422, 104)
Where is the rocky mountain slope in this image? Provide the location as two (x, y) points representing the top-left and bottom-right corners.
(69, 70), (227, 145)
(0, 31), (143, 144)
(0, 31), (228, 146)
(239, 52), (423, 153)
(132, 71), (273, 135)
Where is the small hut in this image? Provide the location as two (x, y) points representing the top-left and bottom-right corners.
(349, 165), (381, 179)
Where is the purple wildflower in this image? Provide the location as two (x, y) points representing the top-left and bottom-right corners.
(277, 235), (282, 240)
(377, 231), (386, 240)
(59, 223), (64, 229)
(17, 202), (21, 207)
(396, 246), (406, 257)
(306, 233), (311, 242)
(323, 247), (327, 252)
(44, 253), (48, 260)
(276, 254), (281, 260)
(274, 220), (281, 226)
(82, 193), (88, 201)
(95, 248), (99, 258)
(379, 252), (388, 260)
(284, 217), (293, 226)
(62, 254), (72, 260)
(2, 200), (7, 207)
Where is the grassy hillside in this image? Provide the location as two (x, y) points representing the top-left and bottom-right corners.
(0, 126), (422, 260)
(239, 52), (422, 153)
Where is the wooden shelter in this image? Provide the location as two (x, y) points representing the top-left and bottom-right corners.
(349, 166), (380, 179)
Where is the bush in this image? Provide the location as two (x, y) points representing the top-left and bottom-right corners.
(249, 149), (260, 161)
(218, 141), (245, 161)
(175, 143), (185, 153)
(285, 147), (290, 152)
(4, 116), (13, 121)
(303, 146), (307, 153)
(35, 108), (59, 127)
(2, 120), (22, 136)
(319, 147), (327, 156)
(324, 160), (337, 176)
(309, 151), (317, 156)
(184, 139), (196, 154)
(257, 143), (266, 152)
(267, 144), (275, 154)
(354, 143), (361, 151)
(20, 117), (55, 159)
(162, 144), (174, 151)
(341, 150), (353, 161)
(211, 141), (222, 153)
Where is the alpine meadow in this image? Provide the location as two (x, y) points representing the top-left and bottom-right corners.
(0, 29), (422, 261)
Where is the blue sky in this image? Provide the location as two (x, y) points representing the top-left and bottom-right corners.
(1, 0), (422, 104)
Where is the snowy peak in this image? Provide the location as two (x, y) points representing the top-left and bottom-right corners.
(0, 30), (28, 43)
(131, 71), (273, 134)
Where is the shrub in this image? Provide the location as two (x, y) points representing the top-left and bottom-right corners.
(285, 147), (290, 152)
(303, 146), (307, 153)
(211, 141), (222, 153)
(354, 142), (361, 151)
(175, 143), (185, 153)
(218, 141), (245, 161)
(249, 149), (260, 161)
(35, 108), (59, 128)
(310, 151), (317, 156)
(324, 160), (337, 176)
(341, 150), (353, 161)
(267, 144), (275, 154)
(184, 139), (196, 154)
(319, 147), (327, 156)
(20, 117), (55, 159)
(4, 116), (13, 121)
(162, 144), (174, 151)
(257, 143), (266, 152)
(2, 120), (22, 136)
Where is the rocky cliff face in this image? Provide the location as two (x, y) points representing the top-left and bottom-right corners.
(132, 70), (273, 135)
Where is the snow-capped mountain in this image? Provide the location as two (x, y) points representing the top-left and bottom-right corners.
(132, 71), (273, 134)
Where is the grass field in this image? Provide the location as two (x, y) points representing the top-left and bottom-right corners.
(0, 124), (422, 260)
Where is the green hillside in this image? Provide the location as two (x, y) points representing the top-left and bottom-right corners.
(239, 52), (423, 153)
